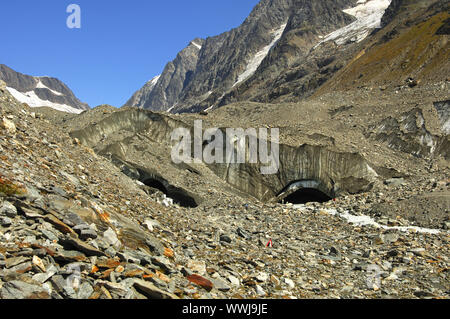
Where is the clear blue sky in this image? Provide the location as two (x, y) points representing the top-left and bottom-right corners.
(0, 1), (260, 107)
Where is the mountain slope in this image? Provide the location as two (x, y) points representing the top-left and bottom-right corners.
(125, 0), (448, 114)
(220, 0), (449, 107)
(0, 64), (89, 114)
(315, 0), (450, 94)
(124, 39), (205, 111)
(124, 0), (356, 113)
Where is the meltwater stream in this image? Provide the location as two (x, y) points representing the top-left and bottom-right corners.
(293, 205), (442, 235)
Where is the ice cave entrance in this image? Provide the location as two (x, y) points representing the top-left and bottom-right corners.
(277, 180), (333, 204)
(141, 177), (198, 208)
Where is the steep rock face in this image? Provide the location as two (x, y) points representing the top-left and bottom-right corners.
(380, 0), (403, 27)
(124, 75), (160, 110)
(126, 0), (448, 114)
(217, 0), (359, 107)
(0, 64), (89, 114)
(124, 39), (205, 111)
(125, 0), (357, 113)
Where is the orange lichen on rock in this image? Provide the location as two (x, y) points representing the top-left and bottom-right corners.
(163, 247), (175, 259)
(0, 175), (27, 196)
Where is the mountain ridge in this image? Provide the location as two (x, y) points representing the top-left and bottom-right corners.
(124, 0), (363, 112)
(124, 0), (448, 115)
(0, 64), (89, 114)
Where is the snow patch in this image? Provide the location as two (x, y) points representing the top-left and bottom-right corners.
(35, 79), (63, 96)
(142, 75), (161, 98)
(233, 23), (287, 87)
(294, 206), (441, 235)
(6, 87), (83, 114)
(191, 41), (202, 50)
(316, 0), (391, 47)
(148, 74), (161, 85)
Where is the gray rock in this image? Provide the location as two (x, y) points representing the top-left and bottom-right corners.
(151, 256), (174, 274)
(187, 259), (207, 275)
(50, 186), (68, 198)
(148, 276), (169, 290)
(72, 223), (90, 232)
(40, 229), (59, 242)
(228, 275), (240, 287)
(103, 228), (121, 249)
(0, 201), (17, 217)
(236, 227), (251, 239)
(256, 272), (269, 282)
(0, 216), (12, 227)
(77, 281), (94, 299)
(284, 278), (296, 289)
(60, 171), (80, 187)
(220, 234), (232, 243)
(117, 251), (139, 264)
(20, 206), (43, 219)
(62, 262), (90, 274)
(24, 185), (43, 203)
(5, 256), (30, 269)
(145, 235), (165, 256)
(63, 211), (86, 227)
(382, 233), (399, 244)
(80, 228), (98, 240)
(384, 178), (405, 187)
(60, 234), (105, 257)
(104, 246), (116, 257)
(181, 267), (194, 277)
(95, 280), (129, 298)
(54, 250), (87, 263)
(49, 275), (78, 299)
(32, 264), (58, 284)
(124, 250), (153, 266)
(255, 285), (266, 296)
(410, 248), (426, 257)
(133, 279), (179, 299)
(329, 246), (340, 256)
(8, 262), (32, 274)
(143, 218), (160, 232)
(210, 278), (231, 292)
(0, 280), (51, 299)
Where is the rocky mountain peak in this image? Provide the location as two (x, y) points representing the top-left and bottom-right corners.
(124, 38), (206, 111)
(125, 0), (361, 113)
(0, 64), (89, 114)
